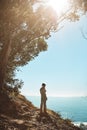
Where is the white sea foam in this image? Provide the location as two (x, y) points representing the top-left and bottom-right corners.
(73, 122), (87, 126)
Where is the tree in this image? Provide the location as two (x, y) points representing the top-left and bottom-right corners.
(0, 0), (58, 91)
(0, 0), (87, 92)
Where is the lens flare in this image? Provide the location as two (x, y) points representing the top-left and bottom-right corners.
(47, 0), (69, 15)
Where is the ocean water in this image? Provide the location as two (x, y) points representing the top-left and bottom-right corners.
(26, 96), (87, 123)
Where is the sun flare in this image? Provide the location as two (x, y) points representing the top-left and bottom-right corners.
(47, 0), (69, 15)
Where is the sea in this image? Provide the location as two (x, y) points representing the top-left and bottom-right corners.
(26, 96), (87, 125)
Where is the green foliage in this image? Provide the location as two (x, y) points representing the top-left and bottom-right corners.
(0, 0), (87, 90)
(0, 0), (58, 89)
(68, 0), (87, 15)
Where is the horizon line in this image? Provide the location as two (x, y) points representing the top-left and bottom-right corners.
(21, 93), (87, 98)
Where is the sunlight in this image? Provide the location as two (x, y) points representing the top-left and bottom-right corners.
(47, 0), (69, 15)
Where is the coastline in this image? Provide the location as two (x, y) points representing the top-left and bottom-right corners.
(74, 122), (87, 126)
(26, 96), (87, 123)
(0, 94), (81, 130)
(74, 122), (87, 130)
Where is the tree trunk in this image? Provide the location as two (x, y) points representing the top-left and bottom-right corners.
(0, 39), (12, 90)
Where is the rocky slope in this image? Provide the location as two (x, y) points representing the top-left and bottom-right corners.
(0, 93), (81, 130)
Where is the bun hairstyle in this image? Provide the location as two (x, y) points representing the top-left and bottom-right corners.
(42, 83), (46, 87)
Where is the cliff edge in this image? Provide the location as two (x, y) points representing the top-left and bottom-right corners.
(0, 93), (81, 130)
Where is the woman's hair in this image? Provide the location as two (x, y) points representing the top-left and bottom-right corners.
(42, 83), (46, 87)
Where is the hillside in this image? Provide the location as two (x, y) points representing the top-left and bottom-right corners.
(0, 93), (81, 130)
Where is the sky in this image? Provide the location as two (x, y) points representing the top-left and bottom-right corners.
(17, 15), (87, 97)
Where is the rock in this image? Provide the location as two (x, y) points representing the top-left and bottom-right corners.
(0, 94), (81, 130)
(80, 123), (87, 130)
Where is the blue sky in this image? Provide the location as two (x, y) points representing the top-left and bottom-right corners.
(17, 15), (87, 97)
